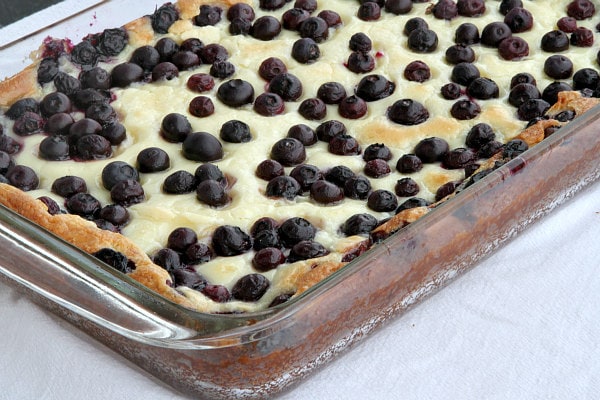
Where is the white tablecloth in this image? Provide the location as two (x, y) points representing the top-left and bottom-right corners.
(1, 2), (600, 399)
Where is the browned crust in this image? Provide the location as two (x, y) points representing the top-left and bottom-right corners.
(0, 65), (40, 107)
(295, 261), (347, 296)
(371, 206), (430, 239)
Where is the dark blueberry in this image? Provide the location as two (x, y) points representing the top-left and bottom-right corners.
(441, 83), (462, 100)
(480, 22), (512, 47)
(256, 159), (285, 181)
(39, 136), (70, 161)
(79, 67), (111, 90)
(0, 136), (20, 155)
(201, 284), (231, 302)
(220, 120), (252, 143)
(465, 123), (496, 149)
(70, 41), (98, 68)
(153, 248), (182, 272)
(478, 140), (504, 158)
(194, 5), (222, 26)
(250, 217), (278, 237)
(407, 28), (438, 53)
(130, 45), (160, 71)
(414, 137), (449, 163)
(542, 81), (572, 105)
(232, 273), (269, 302)
(101, 161), (139, 191)
(290, 164), (322, 192)
(310, 180), (344, 204)
(499, 0), (522, 15)
(316, 120), (346, 142)
(187, 73), (215, 93)
(74, 134), (112, 160)
(53, 72), (81, 96)
(270, 138), (306, 166)
(457, 0), (485, 16)
(151, 3), (179, 33)
(341, 213), (378, 236)
(567, 0), (595, 20)
(510, 72), (536, 88)
(317, 10), (342, 27)
(344, 175), (372, 200)
(227, 3), (256, 21)
(443, 147), (477, 169)
(183, 243), (212, 265)
(404, 17), (428, 36)
(98, 204), (129, 226)
(364, 159), (391, 178)
(252, 229), (281, 251)
(217, 79), (255, 107)
(171, 268), (207, 290)
(396, 197), (431, 213)
(212, 225), (252, 256)
(445, 44), (475, 64)
(152, 62), (179, 81)
(163, 170), (197, 194)
(5, 98), (39, 120)
(432, 0), (458, 20)
(254, 92), (285, 116)
(265, 175), (301, 199)
(325, 165), (355, 187)
(258, 57), (287, 81)
(251, 16), (281, 40)
(403, 60), (431, 82)
(346, 51), (375, 73)
(467, 77), (499, 100)
(544, 55), (573, 79)
(268, 73), (303, 101)
(291, 38), (321, 64)
(387, 99), (429, 125)
(498, 36), (529, 60)
(180, 37), (204, 55)
(195, 164), (226, 187)
(455, 23), (480, 45)
(65, 192), (101, 218)
(557, 17), (578, 33)
(101, 122), (126, 146)
(541, 30), (570, 52)
(37, 58), (59, 85)
(40, 92), (71, 117)
(328, 134), (361, 155)
(349, 32), (372, 52)
(356, 74), (396, 102)
(93, 248), (134, 274)
(573, 68), (600, 90)
(182, 132), (223, 162)
(282, 8), (310, 30)
(38, 196), (61, 215)
(96, 28), (128, 56)
(196, 180), (230, 207)
(51, 176), (87, 198)
(363, 143), (392, 161)
(395, 177), (420, 197)
(570, 27), (594, 47)
(451, 62), (480, 86)
(287, 240), (329, 263)
(161, 113), (192, 143)
(171, 51), (201, 70)
(278, 217), (316, 248)
(295, 0), (318, 12)
(201, 44), (230, 65)
(338, 95), (368, 119)
(230, 18), (251, 35)
(317, 82), (346, 105)
(154, 37), (179, 61)
(367, 189), (398, 212)
(299, 98), (327, 120)
(13, 111), (44, 136)
(110, 179), (144, 207)
(70, 88), (110, 110)
(396, 154), (423, 173)
(357, 2), (381, 21)
(504, 7), (533, 32)
(260, 0), (286, 9)
(509, 83), (541, 107)
(189, 96), (215, 118)
(136, 147), (170, 173)
(450, 99), (481, 120)
(253, 247), (285, 271)
(517, 99), (551, 121)
(110, 62), (144, 87)
(287, 124), (317, 146)
(6, 165), (38, 191)
(553, 110), (575, 122)
(298, 17), (329, 42)
(85, 103), (117, 126)
(385, 0), (413, 14)
(435, 181), (461, 201)
(0, 152), (14, 175)
(503, 139), (529, 158)
(210, 61), (235, 79)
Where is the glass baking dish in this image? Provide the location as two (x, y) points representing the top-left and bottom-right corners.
(1, 1), (600, 398)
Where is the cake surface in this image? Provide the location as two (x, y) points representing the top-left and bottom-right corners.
(0, 0), (599, 313)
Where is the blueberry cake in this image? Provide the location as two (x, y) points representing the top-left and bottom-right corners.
(1, 0), (599, 313)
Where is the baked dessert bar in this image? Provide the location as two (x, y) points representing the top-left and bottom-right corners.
(1, 0), (599, 314)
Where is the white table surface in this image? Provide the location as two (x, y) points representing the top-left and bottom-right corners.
(1, 2), (600, 399)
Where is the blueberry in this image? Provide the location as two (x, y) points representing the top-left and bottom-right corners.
(278, 217), (316, 248)
(217, 79), (255, 107)
(341, 213), (379, 236)
(231, 273), (270, 302)
(196, 180), (230, 207)
(93, 248), (134, 274)
(287, 240), (329, 263)
(265, 176), (301, 199)
(51, 176), (87, 198)
(110, 179), (145, 206)
(182, 132), (223, 162)
(367, 189), (398, 212)
(212, 225), (252, 256)
(101, 161), (139, 191)
(6, 165), (39, 191)
(66, 192), (101, 218)
(162, 170), (197, 194)
(161, 113), (192, 143)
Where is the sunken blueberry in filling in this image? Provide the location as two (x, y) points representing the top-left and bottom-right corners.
(1, 0), (600, 313)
